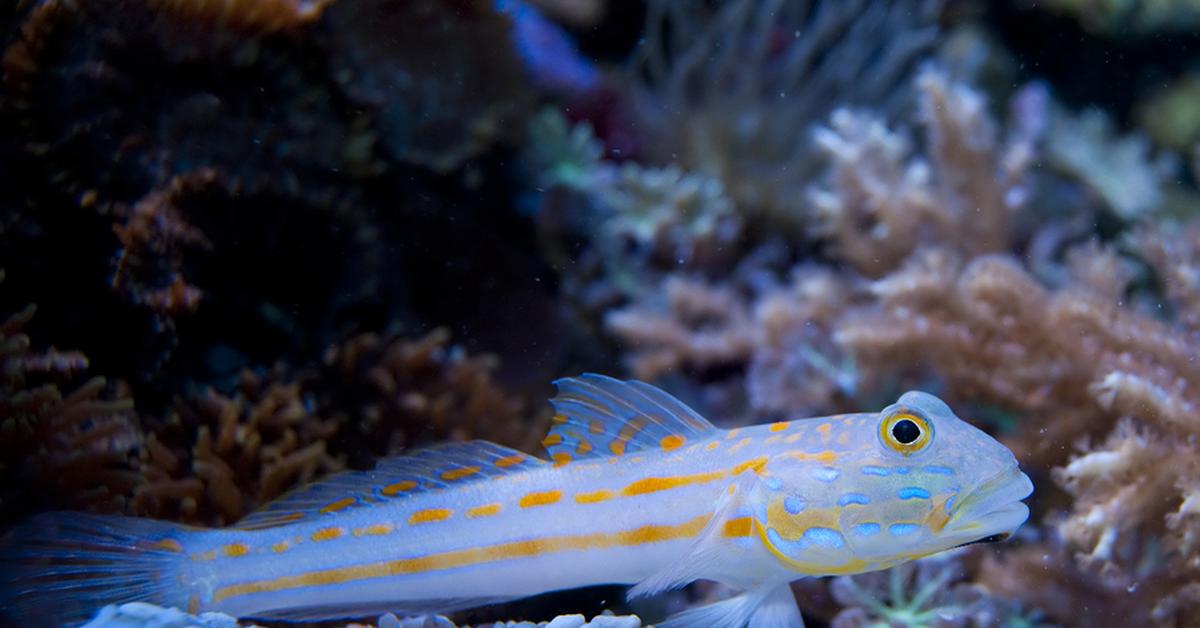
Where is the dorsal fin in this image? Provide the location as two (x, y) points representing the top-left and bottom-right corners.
(234, 441), (544, 529)
(544, 374), (717, 464)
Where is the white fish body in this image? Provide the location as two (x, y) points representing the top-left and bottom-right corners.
(1, 375), (1034, 627)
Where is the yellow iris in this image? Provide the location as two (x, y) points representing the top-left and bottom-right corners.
(879, 411), (932, 455)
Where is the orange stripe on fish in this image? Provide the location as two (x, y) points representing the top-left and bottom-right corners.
(213, 514), (712, 603)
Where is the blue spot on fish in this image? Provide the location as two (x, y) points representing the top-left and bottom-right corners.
(784, 496), (806, 514)
(838, 492), (870, 506)
(894, 467), (910, 474)
(852, 522), (881, 537)
(924, 465), (954, 475)
(889, 523), (921, 536)
(898, 487), (931, 500)
(765, 476), (783, 490)
(861, 466), (890, 476)
(810, 467), (840, 482)
(802, 527), (846, 549)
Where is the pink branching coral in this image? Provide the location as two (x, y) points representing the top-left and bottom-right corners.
(835, 237), (1200, 623)
(807, 68), (1040, 276)
(606, 265), (861, 418)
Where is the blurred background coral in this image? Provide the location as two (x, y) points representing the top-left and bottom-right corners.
(3, 0), (1200, 625)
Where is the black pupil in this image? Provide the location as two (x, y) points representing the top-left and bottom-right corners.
(892, 419), (921, 444)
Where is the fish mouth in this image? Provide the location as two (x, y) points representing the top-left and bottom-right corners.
(943, 465), (1033, 544)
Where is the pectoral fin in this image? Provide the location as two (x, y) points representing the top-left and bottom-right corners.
(655, 582), (804, 628)
(627, 470), (761, 599)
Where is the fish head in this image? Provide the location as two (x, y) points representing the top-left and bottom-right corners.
(756, 391), (1032, 572)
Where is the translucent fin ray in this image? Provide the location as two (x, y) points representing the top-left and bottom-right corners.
(0, 512), (189, 626)
(236, 441), (543, 529)
(546, 374), (717, 462)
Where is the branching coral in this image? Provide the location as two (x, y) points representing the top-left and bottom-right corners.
(630, 0), (941, 227)
(606, 264), (862, 418)
(111, 170), (214, 318)
(132, 327), (537, 526)
(0, 293), (143, 526)
(834, 239), (1200, 623)
(146, 0), (334, 34)
(315, 327), (542, 463)
(807, 68), (1040, 276)
(530, 109), (743, 305)
(132, 368), (341, 526)
(1046, 106), (1175, 220)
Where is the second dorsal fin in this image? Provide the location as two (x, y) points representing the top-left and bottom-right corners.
(234, 440), (544, 529)
(544, 374), (717, 464)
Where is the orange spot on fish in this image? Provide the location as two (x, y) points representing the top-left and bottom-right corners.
(353, 524), (394, 537)
(552, 413), (568, 424)
(272, 541), (291, 553)
(817, 422), (833, 443)
(769, 421), (789, 432)
(836, 431), (851, 446)
(223, 543), (250, 557)
(441, 466), (481, 481)
(381, 480), (418, 496)
(319, 497), (356, 514)
(311, 527), (345, 542)
(542, 433), (563, 447)
(552, 452), (572, 467)
(723, 516), (754, 537)
(705, 441), (720, 451)
(574, 489), (614, 504)
(519, 490), (563, 508)
(784, 449), (839, 464)
(733, 456), (768, 475)
(725, 428), (742, 440)
(409, 509), (453, 524)
(467, 503), (502, 518)
(148, 538), (183, 553)
(576, 439), (593, 455)
(589, 419), (604, 435)
(784, 433), (803, 444)
(660, 434), (685, 452)
(925, 495), (953, 533)
(728, 437), (753, 454)
(494, 454), (525, 468)
(610, 439), (627, 456)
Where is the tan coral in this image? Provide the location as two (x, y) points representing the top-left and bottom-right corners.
(111, 170), (215, 317)
(0, 297), (144, 525)
(807, 68), (1037, 276)
(604, 276), (757, 380)
(317, 327), (543, 459)
(133, 368), (340, 526)
(836, 241), (1200, 624)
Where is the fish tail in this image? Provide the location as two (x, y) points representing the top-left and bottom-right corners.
(1, 512), (195, 625)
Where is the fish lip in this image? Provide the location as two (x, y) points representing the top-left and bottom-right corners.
(943, 465), (1033, 540)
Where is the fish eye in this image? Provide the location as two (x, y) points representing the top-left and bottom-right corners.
(879, 410), (932, 455)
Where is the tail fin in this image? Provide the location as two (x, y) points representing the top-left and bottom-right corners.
(1, 512), (193, 626)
